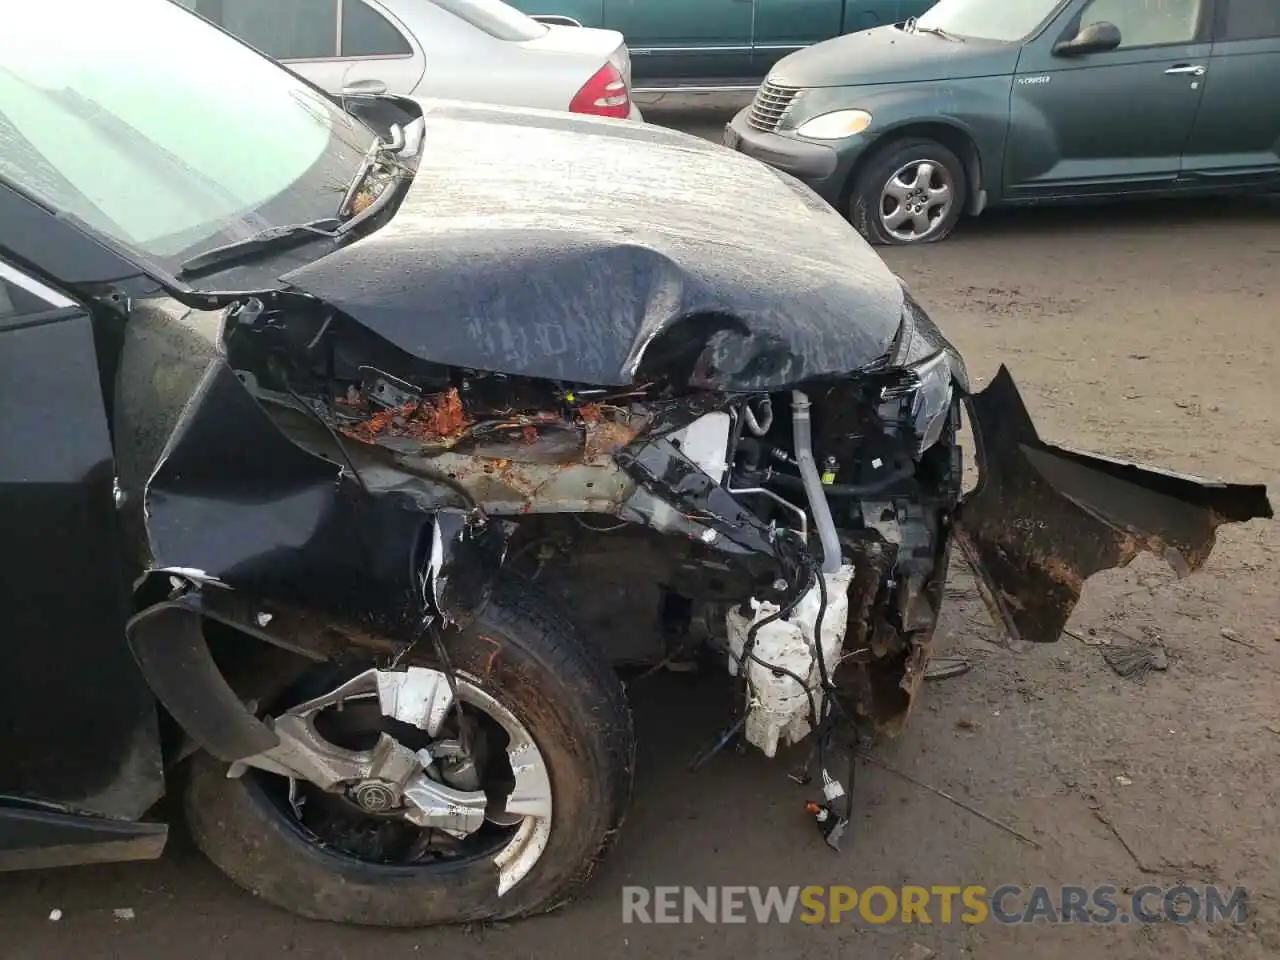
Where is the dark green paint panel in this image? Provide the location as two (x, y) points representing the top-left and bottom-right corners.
(725, 0), (1280, 219)
(506, 0), (936, 83)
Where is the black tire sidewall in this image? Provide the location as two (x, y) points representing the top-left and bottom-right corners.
(184, 578), (634, 927)
(850, 138), (968, 246)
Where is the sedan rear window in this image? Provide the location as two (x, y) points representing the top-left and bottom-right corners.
(431, 0), (548, 41)
(343, 0), (414, 56)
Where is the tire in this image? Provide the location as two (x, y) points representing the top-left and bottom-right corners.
(184, 577), (635, 927)
(849, 138), (968, 246)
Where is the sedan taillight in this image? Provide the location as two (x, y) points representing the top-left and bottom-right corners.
(569, 62), (631, 119)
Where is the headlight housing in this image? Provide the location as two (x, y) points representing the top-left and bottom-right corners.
(795, 109), (873, 140)
(881, 292), (962, 456)
(905, 350), (954, 455)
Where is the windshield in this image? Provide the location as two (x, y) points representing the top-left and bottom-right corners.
(915, 0), (1066, 42)
(432, 0), (549, 41)
(0, 0), (375, 270)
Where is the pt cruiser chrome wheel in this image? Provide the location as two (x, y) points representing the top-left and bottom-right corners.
(880, 159), (955, 243)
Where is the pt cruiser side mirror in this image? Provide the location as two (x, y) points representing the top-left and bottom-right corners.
(1053, 21), (1122, 56)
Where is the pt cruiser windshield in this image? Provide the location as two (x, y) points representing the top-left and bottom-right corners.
(915, 0), (1067, 42)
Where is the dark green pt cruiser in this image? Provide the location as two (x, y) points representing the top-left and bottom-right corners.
(726, 0), (1280, 244)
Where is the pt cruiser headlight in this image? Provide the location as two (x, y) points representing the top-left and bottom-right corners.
(795, 109), (873, 140)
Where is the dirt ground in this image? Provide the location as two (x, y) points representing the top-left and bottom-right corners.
(5, 106), (1278, 960)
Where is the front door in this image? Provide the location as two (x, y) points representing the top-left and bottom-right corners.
(0, 259), (162, 818)
(193, 0), (427, 98)
(1005, 0), (1212, 198)
(1181, 0), (1280, 185)
(606, 0), (756, 83)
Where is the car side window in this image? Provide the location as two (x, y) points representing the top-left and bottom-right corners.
(217, 0), (341, 61)
(1219, 0), (1280, 40)
(0, 263), (75, 328)
(342, 0), (414, 57)
(1079, 0), (1203, 48)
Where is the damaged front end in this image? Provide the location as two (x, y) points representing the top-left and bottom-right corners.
(196, 289), (976, 749)
(118, 277), (1270, 858)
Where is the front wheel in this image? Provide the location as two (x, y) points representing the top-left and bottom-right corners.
(849, 138), (968, 246)
(184, 579), (634, 927)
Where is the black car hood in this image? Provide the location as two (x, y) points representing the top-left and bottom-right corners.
(282, 99), (906, 391)
(770, 25), (1021, 89)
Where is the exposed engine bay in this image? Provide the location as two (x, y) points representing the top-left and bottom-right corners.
(222, 292), (961, 766)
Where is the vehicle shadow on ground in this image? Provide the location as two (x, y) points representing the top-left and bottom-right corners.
(951, 195), (1280, 242)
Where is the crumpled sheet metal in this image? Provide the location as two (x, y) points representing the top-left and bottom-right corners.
(282, 98), (906, 391)
(956, 366), (1273, 646)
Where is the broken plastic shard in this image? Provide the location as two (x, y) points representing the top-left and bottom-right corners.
(923, 656), (971, 680)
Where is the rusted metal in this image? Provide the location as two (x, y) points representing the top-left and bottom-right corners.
(340, 387), (473, 445)
(584, 417), (642, 460)
(350, 402), (650, 516)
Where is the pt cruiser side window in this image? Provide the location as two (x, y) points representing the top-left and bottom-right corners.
(1219, 0), (1280, 40)
(1078, 0), (1203, 48)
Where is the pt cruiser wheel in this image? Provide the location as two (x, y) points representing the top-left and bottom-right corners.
(850, 138), (968, 246)
(184, 578), (634, 927)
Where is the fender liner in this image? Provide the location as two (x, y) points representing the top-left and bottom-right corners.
(126, 595), (279, 762)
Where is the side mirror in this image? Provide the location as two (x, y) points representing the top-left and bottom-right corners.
(1053, 20), (1122, 56)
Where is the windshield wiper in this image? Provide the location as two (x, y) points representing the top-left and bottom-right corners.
(337, 124), (405, 221)
(915, 24), (965, 41)
(178, 124), (406, 279)
(178, 218), (340, 278)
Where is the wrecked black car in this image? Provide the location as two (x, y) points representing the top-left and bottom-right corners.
(0, 0), (1270, 929)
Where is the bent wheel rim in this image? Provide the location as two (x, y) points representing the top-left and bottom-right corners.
(262, 666), (552, 897)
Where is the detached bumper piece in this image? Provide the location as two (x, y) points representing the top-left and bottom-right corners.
(956, 366), (1273, 646)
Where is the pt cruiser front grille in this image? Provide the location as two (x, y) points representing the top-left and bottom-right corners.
(746, 81), (800, 133)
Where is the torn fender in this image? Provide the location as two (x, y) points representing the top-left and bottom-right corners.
(126, 594), (280, 763)
(427, 511), (511, 627)
(955, 366), (1273, 646)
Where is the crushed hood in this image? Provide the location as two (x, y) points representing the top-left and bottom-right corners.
(282, 99), (906, 391)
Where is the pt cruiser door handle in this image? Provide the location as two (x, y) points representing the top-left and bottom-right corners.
(1165, 64), (1206, 77)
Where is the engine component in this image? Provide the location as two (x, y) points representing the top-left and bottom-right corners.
(791, 391), (842, 575)
(726, 563), (855, 757)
